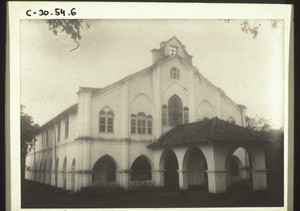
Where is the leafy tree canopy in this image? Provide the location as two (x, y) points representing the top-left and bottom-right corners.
(221, 19), (279, 39)
(47, 19), (90, 52)
(246, 115), (283, 142)
(21, 105), (39, 179)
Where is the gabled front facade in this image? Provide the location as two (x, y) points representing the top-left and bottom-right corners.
(25, 36), (267, 193)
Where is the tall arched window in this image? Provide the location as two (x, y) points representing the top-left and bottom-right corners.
(99, 108), (114, 133)
(170, 67), (180, 80)
(162, 105), (168, 125)
(183, 107), (189, 124)
(168, 95), (183, 126)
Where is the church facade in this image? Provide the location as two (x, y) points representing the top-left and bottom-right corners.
(25, 37), (268, 193)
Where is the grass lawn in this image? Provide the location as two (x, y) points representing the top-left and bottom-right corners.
(21, 180), (283, 208)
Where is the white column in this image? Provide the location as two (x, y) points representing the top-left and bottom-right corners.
(206, 170), (227, 193)
(178, 170), (189, 190)
(77, 87), (92, 137)
(189, 70), (197, 122)
(152, 170), (165, 187)
(120, 140), (130, 189)
(251, 169), (268, 190)
(119, 170), (131, 190)
(238, 105), (247, 127)
(201, 144), (228, 193)
(173, 147), (189, 190)
(122, 82), (129, 138)
(152, 67), (162, 138)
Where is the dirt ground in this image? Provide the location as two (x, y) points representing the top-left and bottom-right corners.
(21, 180), (283, 208)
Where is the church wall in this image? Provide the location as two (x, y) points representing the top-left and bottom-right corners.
(90, 87), (124, 139)
(128, 73), (154, 140)
(128, 141), (155, 169)
(195, 76), (218, 120)
(161, 60), (190, 105)
(89, 141), (124, 171)
(69, 112), (78, 141)
(221, 98), (243, 126)
(128, 73), (153, 110)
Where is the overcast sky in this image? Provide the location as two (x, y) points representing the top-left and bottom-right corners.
(21, 19), (283, 128)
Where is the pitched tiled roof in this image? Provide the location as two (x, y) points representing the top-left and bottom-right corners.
(148, 117), (271, 148)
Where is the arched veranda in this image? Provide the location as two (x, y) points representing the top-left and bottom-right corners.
(159, 149), (179, 189)
(92, 155), (119, 186)
(130, 155), (152, 181)
(182, 147), (208, 190)
(225, 146), (257, 190)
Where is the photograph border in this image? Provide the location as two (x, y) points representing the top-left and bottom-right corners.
(7, 2), (293, 211)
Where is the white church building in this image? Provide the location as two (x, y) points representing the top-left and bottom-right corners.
(25, 36), (268, 193)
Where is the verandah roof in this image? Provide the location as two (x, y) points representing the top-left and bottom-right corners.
(148, 117), (272, 148)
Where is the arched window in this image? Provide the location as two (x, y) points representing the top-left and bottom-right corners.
(137, 112), (146, 134)
(198, 117), (209, 121)
(228, 117), (236, 125)
(99, 108), (114, 133)
(107, 111), (114, 132)
(99, 110), (106, 132)
(168, 95), (183, 126)
(183, 107), (189, 124)
(131, 113), (152, 135)
(162, 105), (168, 125)
(147, 115), (152, 134)
(170, 67), (180, 80)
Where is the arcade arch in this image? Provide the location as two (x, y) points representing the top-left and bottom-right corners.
(92, 155), (118, 185)
(159, 149), (179, 189)
(225, 147), (252, 189)
(183, 147), (208, 189)
(130, 155), (152, 181)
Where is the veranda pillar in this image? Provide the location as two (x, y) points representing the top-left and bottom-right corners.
(206, 170), (227, 193)
(251, 169), (268, 190)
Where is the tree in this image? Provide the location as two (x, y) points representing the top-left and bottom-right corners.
(21, 105), (39, 181)
(47, 19), (90, 52)
(245, 115), (272, 136)
(221, 19), (279, 39)
(246, 115), (283, 187)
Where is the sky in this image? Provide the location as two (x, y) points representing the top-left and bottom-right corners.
(21, 19), (284, 129)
